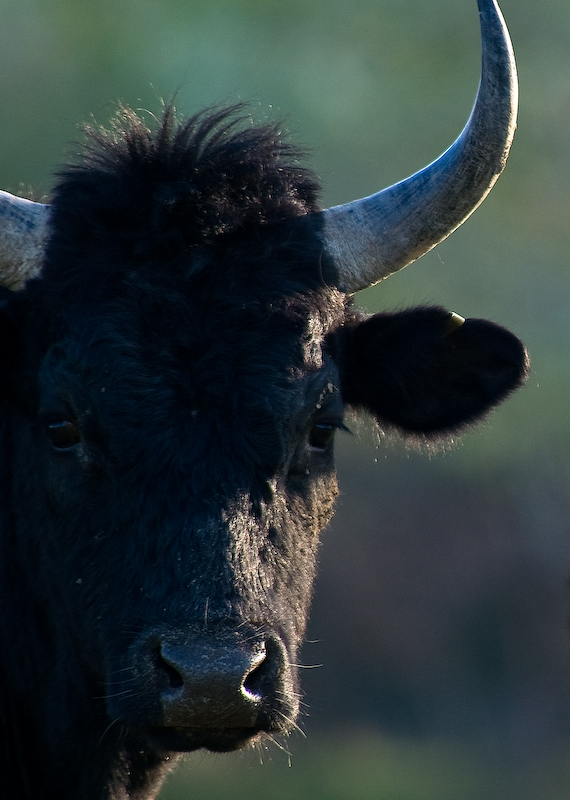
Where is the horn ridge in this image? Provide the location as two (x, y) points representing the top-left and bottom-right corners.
(322, 0), (518, 293)
(0, 190), (50, 290)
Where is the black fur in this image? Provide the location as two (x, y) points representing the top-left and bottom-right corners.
(0, 106), (527, 799)
(339, 307), (528, 434)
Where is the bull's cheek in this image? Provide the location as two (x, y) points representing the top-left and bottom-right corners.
(281, 475), (340, 637)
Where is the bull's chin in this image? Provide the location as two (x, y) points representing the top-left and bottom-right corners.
(144, 726), (267, 754)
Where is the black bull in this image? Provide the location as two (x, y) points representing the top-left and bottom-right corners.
(0, 1), (527, 798)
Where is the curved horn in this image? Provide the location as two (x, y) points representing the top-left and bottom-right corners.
(0, 191), (50, 290)
(322, 0), (518, 293)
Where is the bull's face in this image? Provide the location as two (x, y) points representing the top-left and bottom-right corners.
(10, 264), (348, 755)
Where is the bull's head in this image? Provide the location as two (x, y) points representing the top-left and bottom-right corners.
(0, 2), (527, 799)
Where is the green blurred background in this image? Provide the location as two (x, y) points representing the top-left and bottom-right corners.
(2, 0), (570, 797)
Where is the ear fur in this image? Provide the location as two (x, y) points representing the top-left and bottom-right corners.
(340, 307), (528, 435)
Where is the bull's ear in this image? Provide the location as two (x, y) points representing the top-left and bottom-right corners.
(340, 307), (528, 434)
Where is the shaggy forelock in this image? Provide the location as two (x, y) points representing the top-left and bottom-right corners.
(44, 104), (322, 270)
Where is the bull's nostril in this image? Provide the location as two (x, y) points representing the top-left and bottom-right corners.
(162, 659), (184, 689)
(242, 659), (265, 700)
(153, 646), (184, 690)
(242, 639), (280, 700)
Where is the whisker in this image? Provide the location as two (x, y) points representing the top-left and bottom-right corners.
(254, 739), (265, 765)
(97, 717), (121, 749)
(97, 676), (139, 687)
(275, 709), (307, 739)
(105, 666), (135, 675)
(92, 689), (134, 700)
(265, 733), (292, 765)
(274, 688), (303, 700)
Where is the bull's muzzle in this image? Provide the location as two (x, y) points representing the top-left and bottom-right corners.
(108, 625), (295, 736)
(158, 637), (267, 728)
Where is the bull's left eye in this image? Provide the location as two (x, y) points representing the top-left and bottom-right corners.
(309, 423), (336, 450)
(47, 420), (81, 450)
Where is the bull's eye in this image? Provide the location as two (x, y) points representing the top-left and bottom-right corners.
(47, 420), (81, 450)
(309, 423), (335, 450)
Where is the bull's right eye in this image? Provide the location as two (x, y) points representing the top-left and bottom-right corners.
(308, 423), (336, 450)
(47, 420), (81, 450)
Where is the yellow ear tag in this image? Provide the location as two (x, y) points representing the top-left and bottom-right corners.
(445, 312), (466, 335)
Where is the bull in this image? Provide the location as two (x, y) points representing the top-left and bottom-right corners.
(0, 1), (527, 798)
